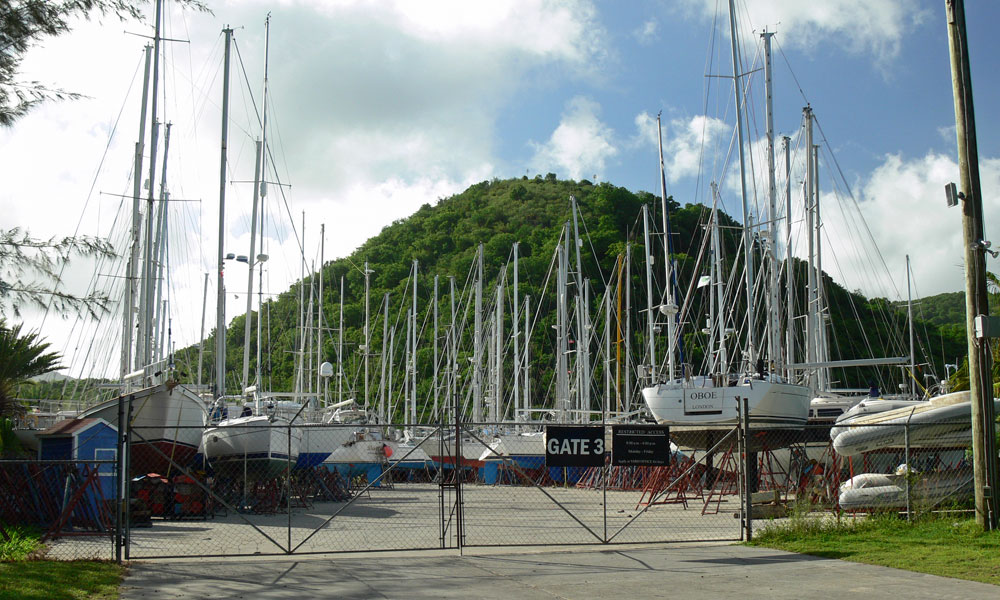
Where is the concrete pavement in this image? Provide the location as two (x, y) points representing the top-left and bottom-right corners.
(119, 542), (998, 599)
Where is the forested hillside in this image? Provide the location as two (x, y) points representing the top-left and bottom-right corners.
(156, 175), (966, 420)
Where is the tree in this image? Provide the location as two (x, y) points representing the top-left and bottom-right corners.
(0, 0), (208, 127)
(0, 227), (114, 318)
(0, 318), (60, 418)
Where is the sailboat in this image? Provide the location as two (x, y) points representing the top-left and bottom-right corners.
(199, 17), (302, 479)
(79, 6), (207, 475)
(640, 2), (811, 449)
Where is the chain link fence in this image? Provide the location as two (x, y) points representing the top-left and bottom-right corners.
(744, 420), (974, 536)
(5, 413), (978, 559)
(0, 459), (118, 560)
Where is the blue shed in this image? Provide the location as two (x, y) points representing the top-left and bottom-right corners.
(38, 418), (119, 500)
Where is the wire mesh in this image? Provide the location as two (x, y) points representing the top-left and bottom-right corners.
(0, 459), (117, 560)
(461, 422), (742, 547)
(25, 414), (977, 559)
(745, 420), (975, 533)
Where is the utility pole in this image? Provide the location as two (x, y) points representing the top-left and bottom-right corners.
(946, 0), (997, 530)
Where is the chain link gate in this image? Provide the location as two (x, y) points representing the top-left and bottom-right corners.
(118, 417), (747, 559)
(460, 422), (744, 547)
(123, 423), (461, 559)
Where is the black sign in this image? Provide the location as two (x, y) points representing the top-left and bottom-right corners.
(544, 426), (605, 467)
(611, 425), (670, 467)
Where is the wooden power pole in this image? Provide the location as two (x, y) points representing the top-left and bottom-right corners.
(946, 0), (998, 530)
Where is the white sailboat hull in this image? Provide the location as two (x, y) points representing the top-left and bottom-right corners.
(80, 383), (207, 474)
(202, 415), (302, 480)
(642, 378), (811, 424)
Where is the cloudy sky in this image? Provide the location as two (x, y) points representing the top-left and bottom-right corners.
(2, 0), (998, 376)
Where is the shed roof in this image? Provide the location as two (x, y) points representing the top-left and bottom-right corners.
(38, 417), (115, 437)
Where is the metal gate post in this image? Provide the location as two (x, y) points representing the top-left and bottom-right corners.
(438, 421), (445, 548)
(287, 421), (293, 553)
(904, 415), (912, 521)
(115, 393), (126, 563)
(124, 396), (134, 559)
(455, 415), (464, 552)
(741, 397), (752, 542)
(603, 423), (608, 543)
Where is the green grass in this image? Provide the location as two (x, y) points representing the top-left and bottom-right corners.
(0, 561), (124, 600)
(0, 527), (124, 599)
(748, 513), (1000, 585)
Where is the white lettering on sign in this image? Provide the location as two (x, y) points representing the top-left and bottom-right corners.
(546, 437), (605, 455)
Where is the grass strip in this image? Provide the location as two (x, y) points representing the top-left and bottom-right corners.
(1, 527), (124, 599)
(0, 560), (124, 600)
(748, 514), (1000, 586)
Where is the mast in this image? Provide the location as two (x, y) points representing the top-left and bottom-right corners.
(151, 122), (171, 362)
(783, 136), (794, 379)
(215, 27), (233, 398)
(642, 205), (656, 378)
(364, 262), (372, 410)
(254, 14), (272, 394)
(388, 324), (395, 420)
(316, 224), (324, 399)
(242, 139), (263, 393)
(728, 0), (757, 370)
(604, 282), (611, 420)
(296, 213), (305, 395)
(907, 255), (915, 398)
(433, 274), (439, 420)
(582, 279), (591, 418)
(523, 295), (531, 415)
(140, 0), (164, 369)
(512, 243), (520, 419)
(449, 276), (456, 424)
(474, 245), (483, 423)
(814, 143), (829, 389)
(305, 265), (314, 396)
(404, 308), (411, 424)
(123, 45), (152, 381)
(711, 182), (728, 375)
(570, 196), (589, 408)
(380, 292), (389, 422)
(656, 114), (677, 381)
(197, 272), (208, 387)
(762, 30), (781, 372)
(411, 260), (418, 428)
(624, 243), (632, 409)
(338, 275), (344, 404)
(495, 269), (503, 422)
(614, 255), (623, 412)
(557, 226), (570, 419)
(803, 105), (817, 389)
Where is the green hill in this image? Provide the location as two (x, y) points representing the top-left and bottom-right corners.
(154, 175), (965, 419)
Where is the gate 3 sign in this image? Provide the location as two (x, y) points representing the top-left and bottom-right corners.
(544, 426), (605, 467)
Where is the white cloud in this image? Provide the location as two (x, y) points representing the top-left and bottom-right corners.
(817, 152), (1000, 299)
(632, 111), (731, 184)
(679, 0), (927, 65)
(633, 19), (659, 45)
(530, 97), (618, 181)
(0, 0), (606, 375)
(937, 125), (957, 145)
